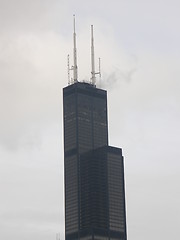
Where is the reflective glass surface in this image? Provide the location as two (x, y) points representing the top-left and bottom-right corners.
(63, 83), (127, 240)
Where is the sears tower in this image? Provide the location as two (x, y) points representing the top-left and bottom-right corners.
(63, 18), (127, 240)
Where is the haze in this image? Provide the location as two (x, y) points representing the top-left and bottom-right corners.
(0, 1), (180, 240)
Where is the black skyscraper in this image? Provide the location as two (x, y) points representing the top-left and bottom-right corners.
(63, 82), (127, 240)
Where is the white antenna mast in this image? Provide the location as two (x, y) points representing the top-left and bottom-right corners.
(73, 15), (78, 83)
(91, 25), (101, 86)
(91, 25), (96, 85)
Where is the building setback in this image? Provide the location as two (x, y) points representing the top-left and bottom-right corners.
(63, 82), (127, 240)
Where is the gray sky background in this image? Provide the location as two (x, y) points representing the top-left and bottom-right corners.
(0, 0), (180, 239)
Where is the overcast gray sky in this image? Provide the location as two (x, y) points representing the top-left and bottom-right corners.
(0, 0), (180, 240)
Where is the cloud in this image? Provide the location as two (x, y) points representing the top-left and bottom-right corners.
(0, 31), (68, 150)
(100, 67), (137, 89)
(0, 1), (180, 240)
(0, 0), (69, 34)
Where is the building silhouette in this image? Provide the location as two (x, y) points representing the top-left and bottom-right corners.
(63, 17), (127, 240)
(63, 82), (127, 240)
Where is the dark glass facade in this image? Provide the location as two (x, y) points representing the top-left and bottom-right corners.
(63, 82), (127, 240)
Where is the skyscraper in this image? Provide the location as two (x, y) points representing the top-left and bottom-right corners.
(63, 82), (127, 240)
(63, 18), (127, 240)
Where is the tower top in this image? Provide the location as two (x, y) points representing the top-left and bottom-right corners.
(67, 17), (101, 87)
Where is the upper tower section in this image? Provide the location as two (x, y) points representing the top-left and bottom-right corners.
(63, 82), (108, 155)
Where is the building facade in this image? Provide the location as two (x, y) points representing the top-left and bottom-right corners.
(63, 82), (127, 240)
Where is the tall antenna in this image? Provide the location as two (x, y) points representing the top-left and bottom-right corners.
(90, 25), (101, 86)
(73, 15), (78, 83)
(91, 25), (96, 85)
